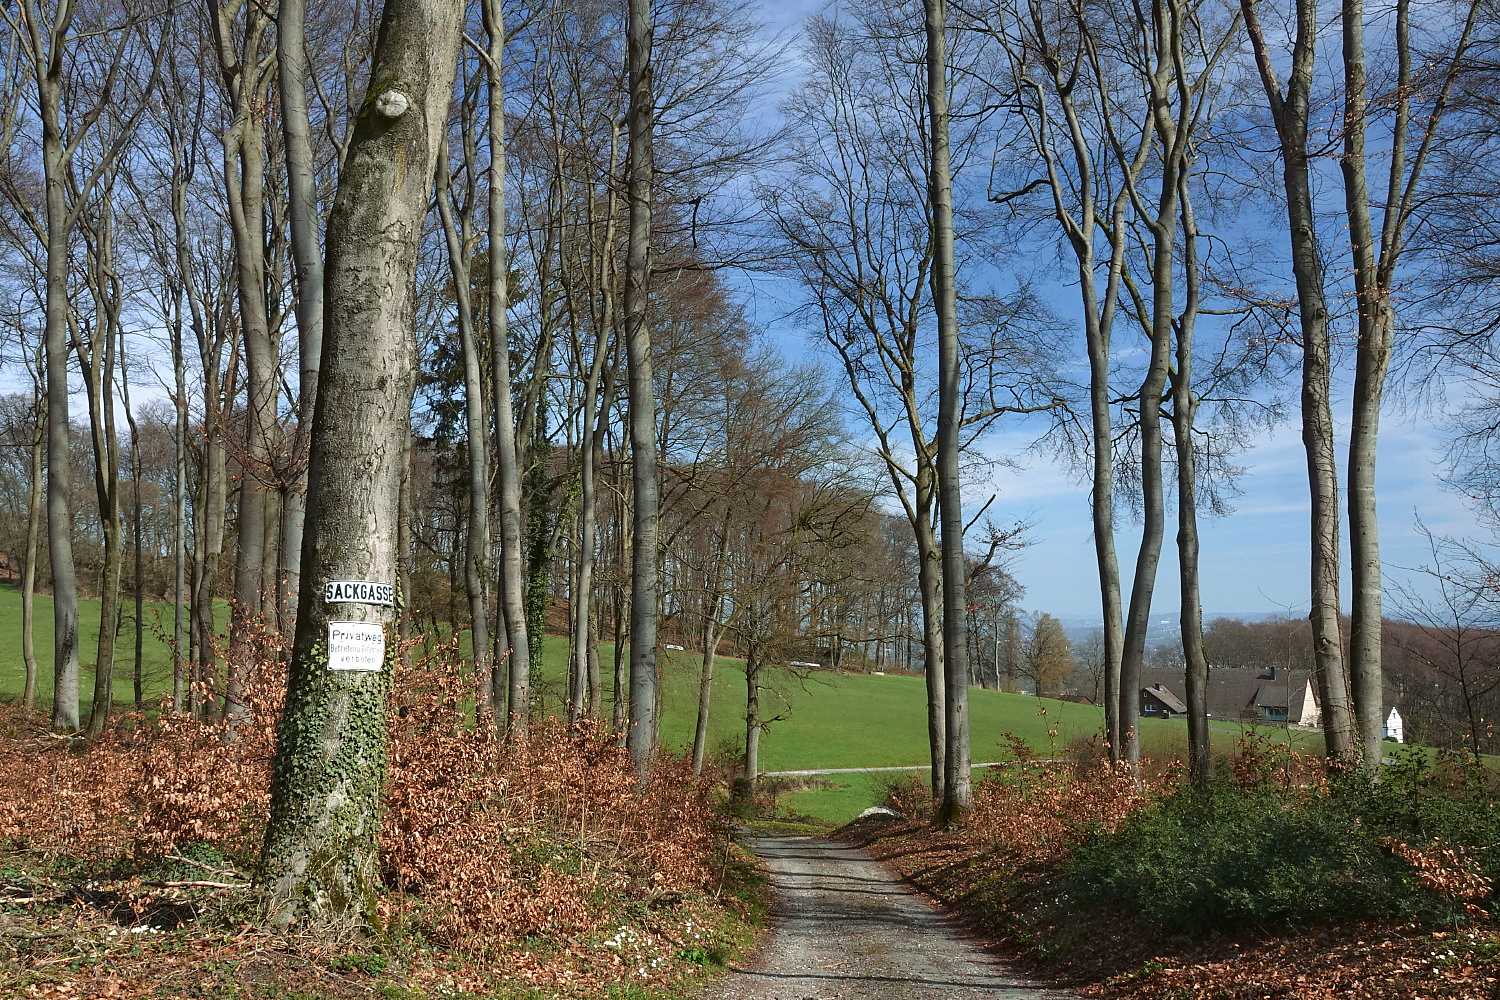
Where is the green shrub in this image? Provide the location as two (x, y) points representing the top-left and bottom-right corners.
(1065, 749), (1499, 935)
(329, 953), (389, 975)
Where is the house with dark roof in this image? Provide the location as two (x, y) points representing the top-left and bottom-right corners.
(1249, 677), (1322, 728)
(1140, 683), (1188, 719)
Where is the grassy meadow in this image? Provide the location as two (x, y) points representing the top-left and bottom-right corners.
(1, 583), (1341, 823)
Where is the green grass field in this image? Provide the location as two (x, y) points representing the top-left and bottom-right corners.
(0, 584), (216, 708)
(0, 584), (1388, 824)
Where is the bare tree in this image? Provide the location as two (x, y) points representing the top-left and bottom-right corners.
(1240, 0), (1356, 758)
(924, 0), (973, 821)
(5, 0), (163, 731)
(206, 0), (280, 729)
(1339, 0), (1481, 771)
(275, 0), (326, 624)
(482, 0), (532, 732)
(764, 8), (1061, 798)
(961, 0), (1146, 758)
(624, 0), (660, 765)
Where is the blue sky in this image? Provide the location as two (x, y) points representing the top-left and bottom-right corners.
(977, 415), (1478, 618)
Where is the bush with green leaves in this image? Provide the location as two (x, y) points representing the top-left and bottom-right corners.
(1065, 748), (1498, 935)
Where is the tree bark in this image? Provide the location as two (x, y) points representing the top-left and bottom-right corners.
(624, 0), (660, 767)
(925, 0), (970, 823)
(915, 506), (945, 799)
(743, 644), (762, 796)
(22, 376), (42, 711)
(260, 0), (463, 931)
(434, 154), (492, 716)
(482, 0), (532, 733)
(31, 0), (83, 732)
(1173, 180), (1211, 786)
(276, 0), (326, 630)
(1242, 0), (1356, 758)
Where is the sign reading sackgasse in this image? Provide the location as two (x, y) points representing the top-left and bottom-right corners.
(323, 580), (395, 606)
(327, 621), (386, 671)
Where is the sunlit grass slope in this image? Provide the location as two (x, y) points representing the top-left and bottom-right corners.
(0, 584), (211, 709)
(0, 588), (1345, 823)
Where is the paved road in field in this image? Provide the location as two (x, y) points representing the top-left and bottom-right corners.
(699, 837), (1069, 1000)
(757, 762), (1061, 778)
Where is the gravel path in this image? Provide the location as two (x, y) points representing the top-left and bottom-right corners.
(701, 836), (1068, 1000)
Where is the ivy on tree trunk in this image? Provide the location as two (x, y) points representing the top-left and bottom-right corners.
(260, 0), (463, 933)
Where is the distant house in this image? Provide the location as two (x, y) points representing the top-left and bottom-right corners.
(1140, 683), (1188, 719)
(1249, 677), (1322, 728)
(1385, 707), (1404, 743)
(1288, 678), (1321, 729)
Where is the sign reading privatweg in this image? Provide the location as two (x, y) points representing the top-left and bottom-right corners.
(323, 580), (395, 606)
(326, 621), (385, 671)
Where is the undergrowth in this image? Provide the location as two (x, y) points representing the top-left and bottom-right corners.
(845, 733), (1500, 998)
(1066, 742), (1499, 935)
(0, 634), (767, 998)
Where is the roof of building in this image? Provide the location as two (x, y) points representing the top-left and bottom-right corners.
(1138, 665), (1316, 721)
(1142, 683), (1188, 714)
(1249, 685), (1290, 710)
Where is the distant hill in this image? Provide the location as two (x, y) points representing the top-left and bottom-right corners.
(1056, 611), (1286, 646)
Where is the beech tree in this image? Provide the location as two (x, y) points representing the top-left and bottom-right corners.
(623, 0), (660, 766)
(764, 7), (1061, 801)
(261, 0), (463, 931)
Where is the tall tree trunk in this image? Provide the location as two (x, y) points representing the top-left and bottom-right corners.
(210, 2), (278, 728)
(690, 619), (725, 776)
(34, 2), (82, 732)
(192, 406), (228, 718)
(925, 0), (970, 822)
(172, 278), (189, 713)
(570, 352), (604, 721)
(915, 507), (944, 799)
(87, 210), (125, 735)
(570, 263), (616, 720)
(482, 0), (531, 732)
(1242, 0), (1356, 757)
(691, 517), (731, 774)
(435, 155), (492, 715)
(124, 361), (145, 706)
(261, 0), (463, 930)
(22, 380), (42, 711)
(743, 643), (762, 796)
(1118, 179), (1178, 769)
(1174, 182), (1210, 786)
(579, 124), (621, 724)
(623, 0), (660, 766)
(1341, 0), (1383, 769)
(612, 582), (628, 733)
(1091, 306), (1124, 757)
(276, 0), (325, 630)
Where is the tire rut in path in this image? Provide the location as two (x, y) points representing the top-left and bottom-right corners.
(701, 836), (1069, 999)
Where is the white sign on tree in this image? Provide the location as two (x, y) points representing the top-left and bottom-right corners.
(326, 622), (385, 672)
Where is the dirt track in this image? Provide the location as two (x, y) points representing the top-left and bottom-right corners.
(701, 836), (1067, 999)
